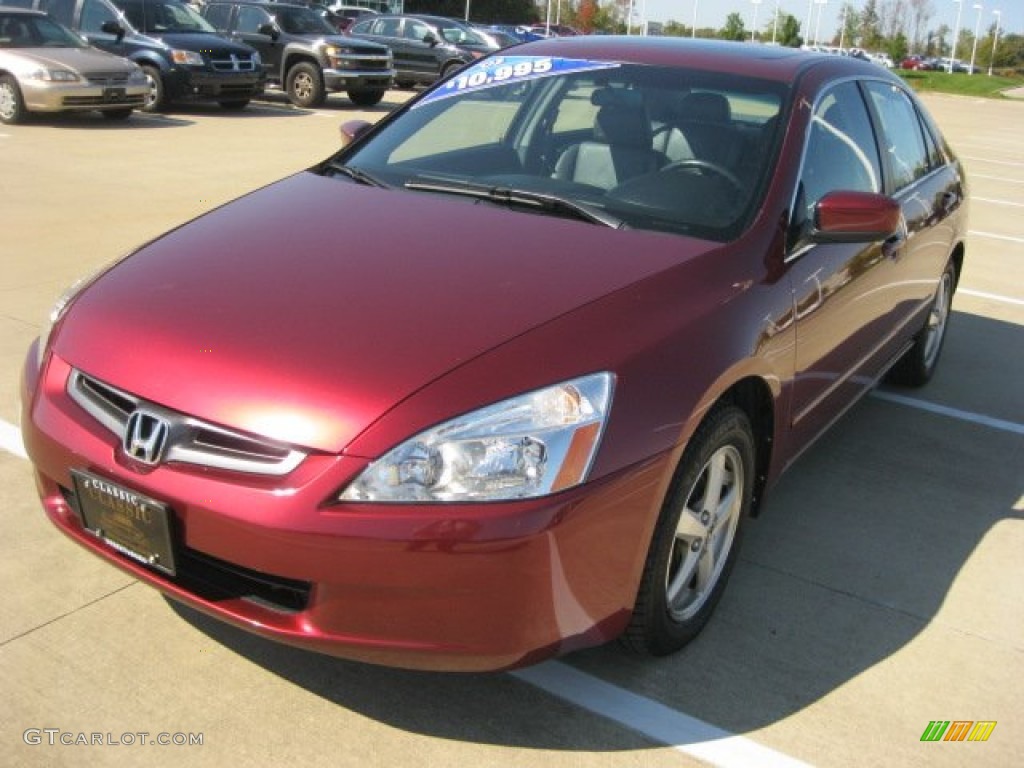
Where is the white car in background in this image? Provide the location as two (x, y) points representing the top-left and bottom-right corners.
(0, 7), (147, 124)
(869, 52), (895, 68)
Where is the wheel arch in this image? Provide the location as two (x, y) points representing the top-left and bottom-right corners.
(716, 376), (775, 516)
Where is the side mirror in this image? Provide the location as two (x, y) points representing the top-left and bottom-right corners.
(101, 20), (126, 42)
(812, 190), (901, 242)
(339, 119), (373, 148)
(258, 23), (280, 40)
(422, 31), (439, 46)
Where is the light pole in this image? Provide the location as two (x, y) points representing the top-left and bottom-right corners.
(772, 0), (780, 44)
(751, 0), (762, 42)
(804, 0), (814, 46)
(949, 0), (964, 72)
(692, 0), (698, 38)
(988, 9), (1002, 75)
(968, 3), (983, 73)
(814, 0), (827, 46)
(838, 3), (848, 51)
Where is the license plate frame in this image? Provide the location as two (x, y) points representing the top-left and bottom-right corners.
(72, 469), (176, 577)
(103, 87), (126, 102)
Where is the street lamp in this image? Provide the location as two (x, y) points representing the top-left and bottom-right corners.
(804, 0), (813, 46)
(988, 9), (1002, 76)
(692, 0), (698, 38)
(751, 0), (762, 42)
(949, 0), (964, 72)
(838, 3), (848, 51)
(814, 0), (827, 46)
(969, 3), (983, 74)
(772, 0), (780, 44)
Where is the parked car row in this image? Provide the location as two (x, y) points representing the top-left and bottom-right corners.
(1, 0), (513, 120)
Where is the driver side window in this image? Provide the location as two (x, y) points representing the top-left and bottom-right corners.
(80, 0), (119, 34)
(794, 81), (881, 240)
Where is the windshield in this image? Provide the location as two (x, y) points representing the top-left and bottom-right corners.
(277, 7), (336, 35)
(0, 13), (87, 48)
(337, 57), (786, 241)
(124, 0), (216, 34)
(434, 20), (487, 47)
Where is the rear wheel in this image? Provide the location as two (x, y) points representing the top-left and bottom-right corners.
(887, 259), (956, 387)
(0, 75), (27, 125)
(286, 62), (326, 108)
(347, 88), (385, 107)
(622, 404), (754, 656)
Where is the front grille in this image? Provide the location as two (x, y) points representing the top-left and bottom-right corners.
(340, 54), (392, 71)
(84, 72), (131, 85)
(62, 95), (146, 107)
(209, 53), (258, 73)
(68, 369), (306, 476)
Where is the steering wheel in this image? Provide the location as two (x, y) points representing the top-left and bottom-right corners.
(660, 159), (744, 194)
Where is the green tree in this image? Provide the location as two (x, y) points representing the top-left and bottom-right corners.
(720, 11), (746, 42)
(887, 31), (909, 63)
(859, 0), (881, 49)
(777, 13), (801, 47)
(839, 2), (859, 48)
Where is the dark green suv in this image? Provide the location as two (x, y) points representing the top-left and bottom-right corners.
(203, 1), (394, 107)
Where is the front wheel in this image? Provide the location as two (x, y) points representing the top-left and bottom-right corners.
(886, 259), (956, 387)
(286, 62), (326, 108)
(622, 404), (754, 656)
(140, 65), (166, 113)
(347, 88), (385, 107)
(0, 74), (28, 125)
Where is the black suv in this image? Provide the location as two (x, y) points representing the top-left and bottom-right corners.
(18, 0), (265, 111)
(203, 1), (394, 107)
(346, 14), (498, 88)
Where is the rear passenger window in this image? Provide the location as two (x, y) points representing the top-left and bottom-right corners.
(203, 3), (231, 31)
(235, 6), (267, 34)
(864, 82), (931, 191)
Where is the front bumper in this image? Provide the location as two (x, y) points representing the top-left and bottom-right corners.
(22, 350), (668, 671)
(19, 79), (147, 113)
(164, 68), (265, 102)
(323, 67), (395, 93)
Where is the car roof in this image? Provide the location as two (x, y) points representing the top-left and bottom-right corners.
(0, 7), (47, 16)
(509, 36), (887, 83)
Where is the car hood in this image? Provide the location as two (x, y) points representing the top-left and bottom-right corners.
(55, 172), (714, 455)
(4, 45), (136, 73)
(323, 34), (388, 53)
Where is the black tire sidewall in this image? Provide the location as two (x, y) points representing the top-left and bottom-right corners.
(626, 405), (755, 656)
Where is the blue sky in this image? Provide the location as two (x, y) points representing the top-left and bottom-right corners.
(632, 1), (1022, 40)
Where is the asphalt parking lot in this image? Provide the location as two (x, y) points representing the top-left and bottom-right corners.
(1, 89), (1022, 768)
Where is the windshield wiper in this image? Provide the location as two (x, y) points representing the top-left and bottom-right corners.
(404, 178), (625, 229)
(327, 162), (389, 189)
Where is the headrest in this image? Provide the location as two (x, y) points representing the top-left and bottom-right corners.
(680, 91), (731, 123)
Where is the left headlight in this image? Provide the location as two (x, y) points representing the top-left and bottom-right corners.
(28, 68), (79, 82)
(170, 49), (204, 66)
(339, 373), (614, 503)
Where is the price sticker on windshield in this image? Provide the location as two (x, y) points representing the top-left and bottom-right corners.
(414, 56), (620, 108)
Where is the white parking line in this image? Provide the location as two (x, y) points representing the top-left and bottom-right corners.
(0, 419), (27, 459)
(961, 155), (1024, 168)
(959, 288), (1024, 307)
(969, 229), (1024, 245)
(871, 391), (1024, 436)
(512, 661), (813, 768)
(970, 173), (1024, 185)
(972, 196), (1024, 208)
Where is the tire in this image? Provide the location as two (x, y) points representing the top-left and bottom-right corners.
(347, 88), (385, 107)
(0, 74), (27, 125)
(100, 108), (134, 120)
(886, 259), (956, 387)
(140, 65), (166, 113)
(285, 62), (326, 108)
(218, 99), (250, 111)
(440, 61), (464, 80)
(395, 79), (416, 89)
(622, 404), (755, 656)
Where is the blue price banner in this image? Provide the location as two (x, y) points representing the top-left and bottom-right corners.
(415, 57), (621, 109)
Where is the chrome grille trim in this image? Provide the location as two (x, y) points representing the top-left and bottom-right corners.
(68, 369), (306, 476)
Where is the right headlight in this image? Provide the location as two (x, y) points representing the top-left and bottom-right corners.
(339, 373), (614, 503)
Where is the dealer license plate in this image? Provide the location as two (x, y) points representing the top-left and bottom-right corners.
(72, 469), (176, 576)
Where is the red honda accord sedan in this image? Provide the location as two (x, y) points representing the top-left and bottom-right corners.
(22, 37), (966, 671)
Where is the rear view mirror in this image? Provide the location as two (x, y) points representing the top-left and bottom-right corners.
(339, 119), (373, 148)
(258, 23), (280, 40)
(813, 190), (901, 242)
(100, 20), (125, 42)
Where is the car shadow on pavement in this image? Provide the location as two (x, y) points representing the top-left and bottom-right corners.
(15, 112), (196, 129)
(255, 90), (408, 114)
(166, 309), (1023, 749)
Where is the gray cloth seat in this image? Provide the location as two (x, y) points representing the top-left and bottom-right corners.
(656, 91), (743, 169)
(554, 95), (665, 190)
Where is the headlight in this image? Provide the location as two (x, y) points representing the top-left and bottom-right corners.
(171, 49), (204, 66)
(28, 68), (79, 82)
(339, 373), (614, 503)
